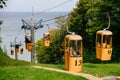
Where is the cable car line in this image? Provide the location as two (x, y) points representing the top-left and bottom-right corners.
(15, 12), (109, 45)
(11, 0), (73, 42)
(25, 0), (74, 19)
(9, 0), (76, 61)
(10, 26), (25, 59)
(43, 22), (57, 26)
(14, 29), (22, 42)
(40, 0), (73, 13)
(42, 14), (68, 23)
(46, 24), (50, 30)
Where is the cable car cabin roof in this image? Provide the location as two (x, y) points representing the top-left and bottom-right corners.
(25, 33), (31, 37)
(65, 34), (82, 40)
(43, 32), (50, 35)
(97, 30), (112, 35)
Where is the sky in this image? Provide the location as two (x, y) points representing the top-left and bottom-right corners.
(2, 0), (78, 12)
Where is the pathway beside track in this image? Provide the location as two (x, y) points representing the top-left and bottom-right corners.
(33, 66), (101, 80)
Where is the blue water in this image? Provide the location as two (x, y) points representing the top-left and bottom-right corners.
(0, 12), (68, 62)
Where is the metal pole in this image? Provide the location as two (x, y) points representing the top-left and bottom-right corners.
(15, 50), (17, 60)
(31, 26), (35, 62)
(14, 38), (18, 60)
(21, 18), (43, 63)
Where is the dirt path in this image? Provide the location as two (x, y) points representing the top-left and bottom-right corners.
(101, 76), (120, 80)
(33, 66), (101, 80)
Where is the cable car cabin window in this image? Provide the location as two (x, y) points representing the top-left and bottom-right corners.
(44, 34), (50, 40)
(97, 34), (101, 47)
(25, 36), (31, 43)
(69, 40), (81, 57)
(25, 33), (31, 43)
(103, 35), (112, 48)
(15, 44), (19, 48)
(25, 37), (31, 43)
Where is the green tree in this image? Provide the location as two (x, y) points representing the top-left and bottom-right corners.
(103, 0), (120, 61)
(0, 0), (7, 9)
(36, 16), (67, 64)
(36, 0), (120, 63)
(0, 0), (7, 23)
(0, 0), (7, 43)
(68, 0), (104, 48)
(68, 0), (120, 62)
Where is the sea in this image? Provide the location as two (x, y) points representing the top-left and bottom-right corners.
(0, 12), (68, 62)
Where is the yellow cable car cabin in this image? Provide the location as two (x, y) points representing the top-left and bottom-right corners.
(11, 48), (14, 55)
(43, 32), (50, 46)
(27, 43), (32, 52)
(25, 33), (32, 52)
(15, 42), (19, 53)
(20, 48), (23, 54)
(64, 34), (83, 72)
(96, 30), (112, 60)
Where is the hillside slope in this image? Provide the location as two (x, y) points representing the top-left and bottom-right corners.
(0, 48), (31, 66)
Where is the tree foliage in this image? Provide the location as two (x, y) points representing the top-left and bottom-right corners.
(0, 0), (7, 43)
(0, 0), (7, 9)
(36, 16), (67, 64)
(0, 0), (6, 25)
(68, 0), (120, 62)
(36, 0), (120, 63)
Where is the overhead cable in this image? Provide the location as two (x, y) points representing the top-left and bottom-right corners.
(26, 0), (73, 19)
(42, 14), (68, 23)
(14, 29), (22, 42)
(40, 0), (73, 13)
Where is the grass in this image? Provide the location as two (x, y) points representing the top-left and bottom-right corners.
(0, 66), (87, 80)
(0, 49), (33, 66)
(37, 63), (64, 69)
(0, 49), (87, 80)
(0, 48), (120, 79)
(37, 63), (120, 78)
(83, 63), (120, 77)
